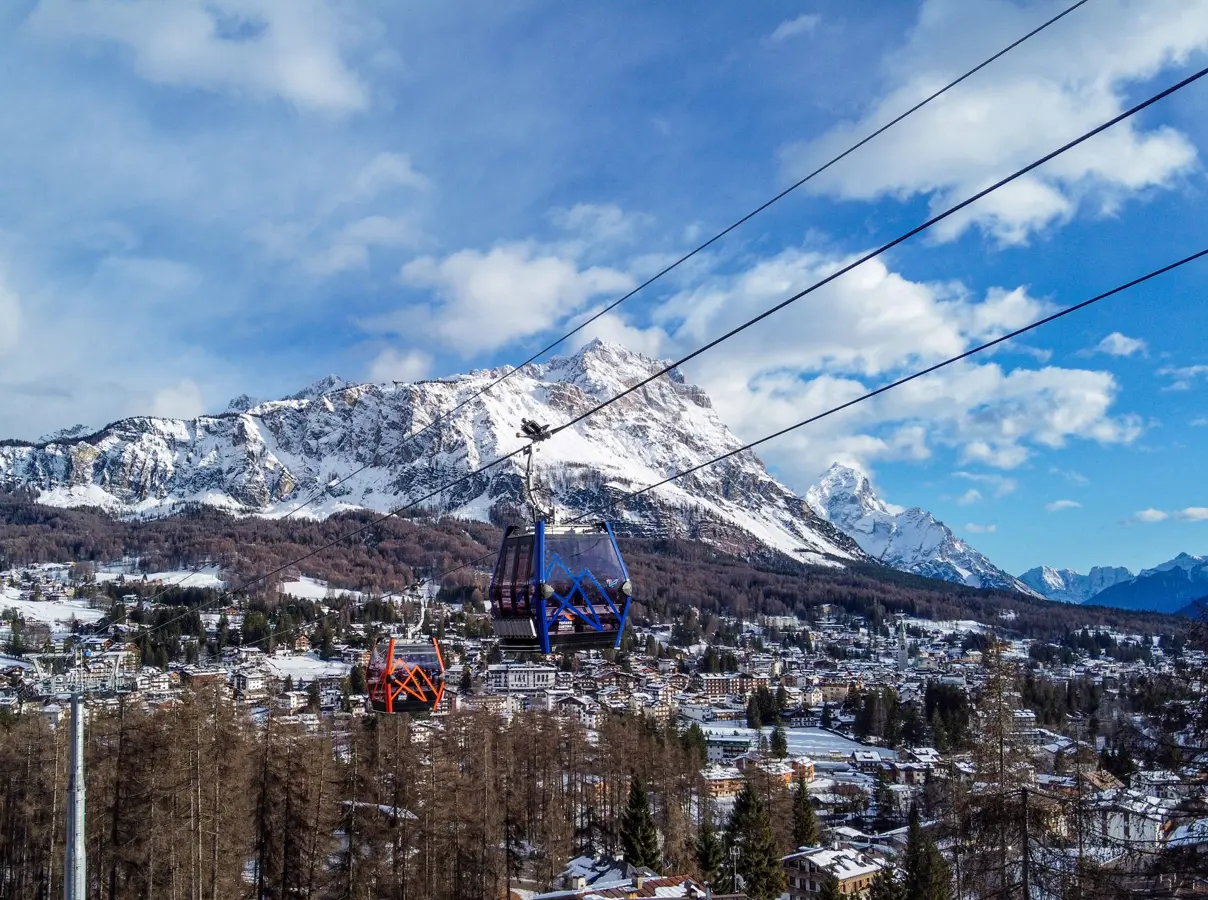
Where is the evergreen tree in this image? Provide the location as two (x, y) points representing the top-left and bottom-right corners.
(349, 662), (367, 694)
(904, 806), (952, 900)
(869, 865), (906, 900)
(821, 702), (834, 729)
(695, 807), (725, 886)
(791, 773), (821, 848)
(746, 694), (762, 729)
(770, 721), (789, 758)
(725, 781), (786, 900)
(620, 776), (661, 870)
(874, 768), (895, 817)
(306, 681), (321, 712)
(818, 873), (842, 900)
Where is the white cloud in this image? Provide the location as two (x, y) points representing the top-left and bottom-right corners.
(350, 153), (429, 197)
(367, 348), (431, 383)
(551, 203), (645, 246)
(957, 488), (982, 506)
(770, 13), (821, 42)
(1192, 418), (1208, 427)
(1094, 332), (1147, 357)
(0, 270), (22, 353)
(1050, 467), (1089, 485)
(1045, 499), (1081, 512)
(621, 244), (1144, 482)
(305, 216), (423, 276)
(150, 379), (206, 419)
(27, 0), (368, 113)
(1159, 364), (1208, 391)
(1174, 507), (1208, 522)
(955, 471), (1016, 496)
(966, 523), (996, 534)
(1134, 508), (1170, 523)
(382, 243), (634, 353)
(779, 0), (1206, 244)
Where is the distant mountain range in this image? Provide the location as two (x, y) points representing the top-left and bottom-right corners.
(1, 338), (1196, 610)
(1021, 553), (1208, 616)
(805, 463), (1037, 596)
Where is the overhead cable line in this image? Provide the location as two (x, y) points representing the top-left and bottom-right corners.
(227, 243), (1208, 654)
(130, 58), (1208, 643)
(567, 246), (1208, 524)
(132, 0), (1092, 606)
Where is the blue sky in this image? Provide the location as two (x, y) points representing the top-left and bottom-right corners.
(0, 0), (1205, 576)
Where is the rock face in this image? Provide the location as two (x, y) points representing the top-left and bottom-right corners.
(0, 340), (862, 566)
(1018, 565), (1135, 604)
(805, 463), (1036, 595)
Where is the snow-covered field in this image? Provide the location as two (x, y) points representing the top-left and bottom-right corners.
(96, 565), (226, 590)
(278, 576), (362, 601)
(699, 723), (896, 760)
(263, 652), (351, 682)
(0, 586), (106, 631)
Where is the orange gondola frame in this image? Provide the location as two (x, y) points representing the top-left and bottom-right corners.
(367, 636), (446, 715)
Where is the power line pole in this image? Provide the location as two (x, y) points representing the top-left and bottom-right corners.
(64, 692), (86, 900)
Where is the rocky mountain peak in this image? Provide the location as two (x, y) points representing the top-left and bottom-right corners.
(807, 462), (1035, 595)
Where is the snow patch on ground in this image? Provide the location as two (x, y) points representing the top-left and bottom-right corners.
(263, 652), (351, 682)
(699, 723), (897, 759)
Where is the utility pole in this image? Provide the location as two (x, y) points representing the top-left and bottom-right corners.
(1020, 787), (1030, 900)
(64, 692), (86, 900)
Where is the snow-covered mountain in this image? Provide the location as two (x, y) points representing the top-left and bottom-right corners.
(1021, 553), (1207, 614)
(0, 341), (861, 566)
(805, 463), (1036, 595)
(1017, 565), (1134, 604)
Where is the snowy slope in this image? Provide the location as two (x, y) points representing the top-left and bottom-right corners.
(1017, 565), (1134, 604)
(0, 341), (862, 566)
(805, 463), (1036, 595)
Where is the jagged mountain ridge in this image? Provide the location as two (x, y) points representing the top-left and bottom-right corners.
(1018, 565), (1134, 604)
(1022, 553), (1208, 614)
(0, 341), (862, 566)
(805, 463), (1038, 595)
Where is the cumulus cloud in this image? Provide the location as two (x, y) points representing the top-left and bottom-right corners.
(150, 379), (206, 419)
(1133, 506), (1208, 523)
(957, 489), (983, 505)
(610, 243), (1145, 482)
(779, 0), (1206, 244)
(1094, 332), (1147, 357)
(1134, 508), (1169, 523)
(27, 0), (368, 113)
(1045, 499), (1081, 512)
(367, 348), (431, 383)
(378, 243), (634, 353)
(966, 523), (996, 534)
(770, 13), (821, 42)
(1050, 467), (1089, 484)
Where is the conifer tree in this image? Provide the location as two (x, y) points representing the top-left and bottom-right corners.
(620, 776), (660, 870)
(770, 721), (789, 758)
(869, 865), (906, 900)
(904, 805), (952, 900)
(695, 806), (725, 886)
(726, 781), (786, 900)
(791, 773), (821, 849)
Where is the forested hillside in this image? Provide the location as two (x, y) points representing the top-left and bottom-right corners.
(0, 492), (1180, 640)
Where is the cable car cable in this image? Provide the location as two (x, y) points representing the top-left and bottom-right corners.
(564, 245), (1208, 525)
(133, 0), (1091, 609)
(127, 60), (1207, 644)
(233, 243), (1208, 654)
